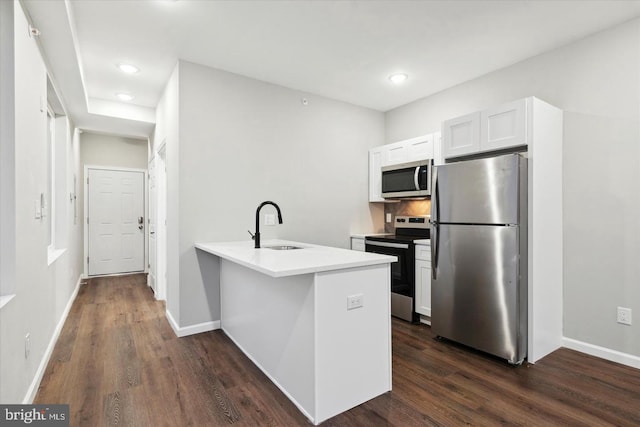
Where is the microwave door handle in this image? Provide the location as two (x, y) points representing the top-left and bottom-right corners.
(414, 166), (420, 190)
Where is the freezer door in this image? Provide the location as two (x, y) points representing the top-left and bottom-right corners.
(434, 154), (521, 225)
(431, 224), (525, 363)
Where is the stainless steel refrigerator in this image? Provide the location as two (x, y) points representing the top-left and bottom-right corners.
(430, 154), (527, 364)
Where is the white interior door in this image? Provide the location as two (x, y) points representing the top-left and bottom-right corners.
(88, 168), (145, 276)
(148, 158), (157, 292)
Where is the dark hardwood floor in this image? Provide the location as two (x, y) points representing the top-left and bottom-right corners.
(35, 274), (640, 426)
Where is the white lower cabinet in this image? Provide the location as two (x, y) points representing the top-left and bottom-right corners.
(414, 244), (431, 317)
(351, 237), (365, 252)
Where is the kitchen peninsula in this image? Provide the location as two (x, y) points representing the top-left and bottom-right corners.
(195, 239), (396, 425)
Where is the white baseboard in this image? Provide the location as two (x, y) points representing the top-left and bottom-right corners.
(562, 337), (640, 370)
(166, 309), (220, 338)
(23, 275), (84, 404)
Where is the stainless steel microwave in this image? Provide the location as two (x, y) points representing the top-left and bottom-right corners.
(381, 160), (432, 199)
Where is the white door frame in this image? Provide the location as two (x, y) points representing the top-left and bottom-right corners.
(83, 165), (148, 277)
(147, 155), (157, 293)
(155, 142), (167, 301)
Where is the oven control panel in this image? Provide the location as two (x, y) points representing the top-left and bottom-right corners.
(395, 215), (430, 229)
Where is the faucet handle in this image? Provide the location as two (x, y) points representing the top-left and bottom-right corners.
(247, 230), (255, 240)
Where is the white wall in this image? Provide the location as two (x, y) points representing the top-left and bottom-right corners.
(0, 2), (84, 403)
(0, 0), (16, 299)
(80, 131), (148, 170)
(155, 60), (385, 329)
(385, 18), (640, 358)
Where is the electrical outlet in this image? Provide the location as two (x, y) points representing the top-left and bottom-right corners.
(386, 213), (392, 223)
(264, 213), (276, 226)
(617, 307), (632, 325)
(25, 333), (30, 359)
(347, 294), (364, 310)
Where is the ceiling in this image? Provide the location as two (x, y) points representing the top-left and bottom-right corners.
(21, 0), (640, 139)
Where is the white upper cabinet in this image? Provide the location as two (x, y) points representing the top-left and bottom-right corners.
(368, 147), (385, 202)
(442, 112), (481, 158)
(481, 98), (527, 152)
(432, 132), (444, 166)
(385, 143), (408, 165)
(406, 134), (433, 162)
(442, 97), (531, 160)
(369, 132), (440, 202)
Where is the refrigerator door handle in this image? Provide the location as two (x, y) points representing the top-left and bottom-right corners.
(431, 166), (439, 223)
(431, 166), (440, 280)
(431, 222), (439, 280)
(414, 166), (420, 190)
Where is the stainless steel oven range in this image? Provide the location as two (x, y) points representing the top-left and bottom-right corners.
(365, 215), (430, 322)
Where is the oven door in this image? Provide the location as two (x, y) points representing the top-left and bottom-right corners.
(365, 239), (416, 322)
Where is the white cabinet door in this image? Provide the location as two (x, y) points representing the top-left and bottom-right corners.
(432, 131), (444, 166)
(442, 112), (481, 159)
(406, 134), (433, 162)
(385, 142), (408, 165)
(351, 237), (365, 252)
(480, 98), (527, 152)
(368, 148), (385, 202)
(415, 258), (431, 317)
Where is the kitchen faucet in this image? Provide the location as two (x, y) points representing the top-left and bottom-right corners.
(251, 201), (283, 248)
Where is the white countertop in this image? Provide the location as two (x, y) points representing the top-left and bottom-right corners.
(414, 239), (431, 245)
(195, 239), (397, 278)
(350, 233), (393, 238)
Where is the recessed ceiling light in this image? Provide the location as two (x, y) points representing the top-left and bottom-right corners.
(116, 93), (134, 101)
(388, 73), (408, 84)
(118, 63), (139, 74)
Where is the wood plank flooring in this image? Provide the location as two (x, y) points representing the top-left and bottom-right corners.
(35, 274), (640, 426)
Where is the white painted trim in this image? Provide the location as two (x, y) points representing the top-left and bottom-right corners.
(165, 309), (220, 338)
(22, 275), (84, 404)
(0, 294), (15, 309)
(562, 337), (640, 370)
(46, 247), (66, 266)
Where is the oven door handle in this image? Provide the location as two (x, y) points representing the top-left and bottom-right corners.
(365, 240), (409, 250)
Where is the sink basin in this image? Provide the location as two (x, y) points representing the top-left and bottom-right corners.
(264, 245), (304, 250)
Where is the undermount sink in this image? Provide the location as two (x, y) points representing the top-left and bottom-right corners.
(264, 245), (304, 250)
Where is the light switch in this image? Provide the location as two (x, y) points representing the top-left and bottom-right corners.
(34, 199), (42, 219)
